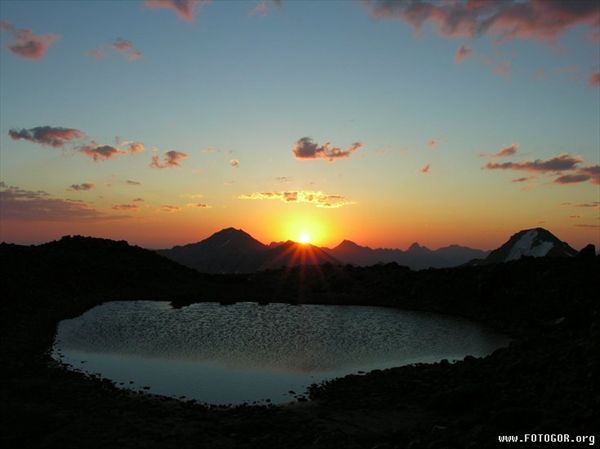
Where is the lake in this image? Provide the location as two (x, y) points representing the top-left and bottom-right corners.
(52, 301), (509, 405)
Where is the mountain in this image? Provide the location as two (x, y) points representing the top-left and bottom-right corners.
(480, 227), (578, 265)
(259, 241), (339, 270)
(158, 228), (341, 273)
(324, 240), (488, 270)
(157, 227), (266, 273)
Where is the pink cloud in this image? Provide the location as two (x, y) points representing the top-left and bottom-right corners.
(363, 0), (600, 44)
(85, 48), (106, 59)
(79, 144), (124, 161)
(150, 150), (188, 168)
(9, 126), (85, 148)
(428, 138), (440, 148)
(5, 27), (58, 60)
(494, 143), (518, 157)
(588, 72), (600, 87)
(112, 38), (143, 61)
(420, 163), (431, 174)
(455, 45), (472, 63)
(144, 0), (210, 22)
(292, 137), (363, 161)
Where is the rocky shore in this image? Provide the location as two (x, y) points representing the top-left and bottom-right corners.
(1, 237), (598, 448)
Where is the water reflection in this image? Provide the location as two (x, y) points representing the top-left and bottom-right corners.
(53, 301), (509, 404)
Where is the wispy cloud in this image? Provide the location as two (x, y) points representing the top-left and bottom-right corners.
(1, 22), (59, 60)
(455, 45), (472, 63)
(69, 183), (95, 191)
(420, 164), (430, 174)
(0, 181), (126, 221)
(187, 203), (212, 208)
(150, 150), (188, 168)
(160, 205), (181, 212)
(9, 126), (85, 148)
(292, 137), (363, 161)
(239, 190), (356, 208)
(112, 38), (143, 61)
(511, 176), (535, 183)
(494, 143), (518, 158)
(126, 180), (142, 186)
(484, 153), (583, 173)
(85, 47), (106, 59)
(144, 0), (210, 22)
(112, 204), (140, 211)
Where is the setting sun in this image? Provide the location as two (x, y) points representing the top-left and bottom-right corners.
(298, 232), (311, 244)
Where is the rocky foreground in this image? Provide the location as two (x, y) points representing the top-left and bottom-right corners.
(0, 237), (598, 448)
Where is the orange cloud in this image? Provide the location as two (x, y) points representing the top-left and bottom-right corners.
(494, 143), (518, 158)
(150, 150), (188, 168)
(79, 144), (124, 161)
(239, 190), (355, 208)
(112, 204), (140, 211)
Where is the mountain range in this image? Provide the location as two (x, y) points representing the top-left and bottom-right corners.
(157, 226), (581, 274)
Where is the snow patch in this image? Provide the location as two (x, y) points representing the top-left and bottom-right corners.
(506, 230), (554, 261)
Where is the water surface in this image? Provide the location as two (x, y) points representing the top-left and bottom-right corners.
(52, 301), (509, 404)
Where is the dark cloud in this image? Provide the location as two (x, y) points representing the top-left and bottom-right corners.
(511, 176), (534, 183)
(363, 0), (600, 44)
(126, 180), (142, 186)
(69, 183), (95, 191)
(79, 144), (124, 161)
(150, 150), (188, 168)
(292, 137), (363, 161)
(494, 143), (518, 157)
(578, 165), (600, 184)
(4, 27), (58, 60)
(553, 174), (591, 184)
(0, 182), (126, 221)
(187, 203), (211, 208)
(484, 153), (583, 173)
(9, 126), (85, 148)
(455, 44), (472, 63)
(239, 190), (355, 208)
(112, 204), (140, 211)
(144, 0), (210, 22)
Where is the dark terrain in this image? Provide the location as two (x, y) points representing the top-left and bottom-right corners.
(1, 236), (598, 448)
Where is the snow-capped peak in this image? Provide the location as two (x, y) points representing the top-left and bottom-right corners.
(506, 229), (554, 261)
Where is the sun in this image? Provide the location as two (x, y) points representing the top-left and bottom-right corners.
(298, 232), (311, 244)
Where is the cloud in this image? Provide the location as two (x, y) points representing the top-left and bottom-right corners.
(85, 48), (106, 59)
(0, 20), (12, 32)
(494, 143), (518, 157)
(589, 72), (600, 87)
(455, 45), (472, 63)
(112, 38), (143, 61)
(229, 159), (240, 168)
(420, 164), (430, 174)
(9, 126), (85, 148)
(511, 176), (535, 183)
(428, 138), (440, 148)
(239, 190), (356, 208)
(574, 224), (600, 229)
(144, 0), (210, 22)
(126, 180), (142, 186)
(363, 0), (600, 44)
(125, 142), (144, 154)
(132, 198), (144, 202)
(4, 27), (58, 60)
(484, 153), (583, 173)
(150, 150), (188, 168)
(160, 205), (180, 212)
(69, 183), (95, 191)
(569, 215), (581, 219)
(570, 201), (600, 208)
(276, 176), (292, 183)
(187, 203), (212, 208)
(554, 174), (590, 184)
(0, 182), (126, 221)
(292, 137), (363, 161)
(79, 143), (124, 161)
(112, 204), (140, 211)
(578, 165), (600, 184)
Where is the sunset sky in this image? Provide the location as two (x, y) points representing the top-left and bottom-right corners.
(1, 0), (599, 250)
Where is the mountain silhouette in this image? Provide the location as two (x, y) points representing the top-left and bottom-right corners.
(479, 227), (578, 264)
(324, 240), (488, 270)
(259, 241), (339, 270)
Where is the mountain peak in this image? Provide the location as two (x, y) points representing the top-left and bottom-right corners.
(336, 239), (363, 250)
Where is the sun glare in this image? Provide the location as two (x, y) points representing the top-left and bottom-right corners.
(299, 232), (311, 244)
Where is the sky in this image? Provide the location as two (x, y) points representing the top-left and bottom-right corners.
(0, 0), (599, 250)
